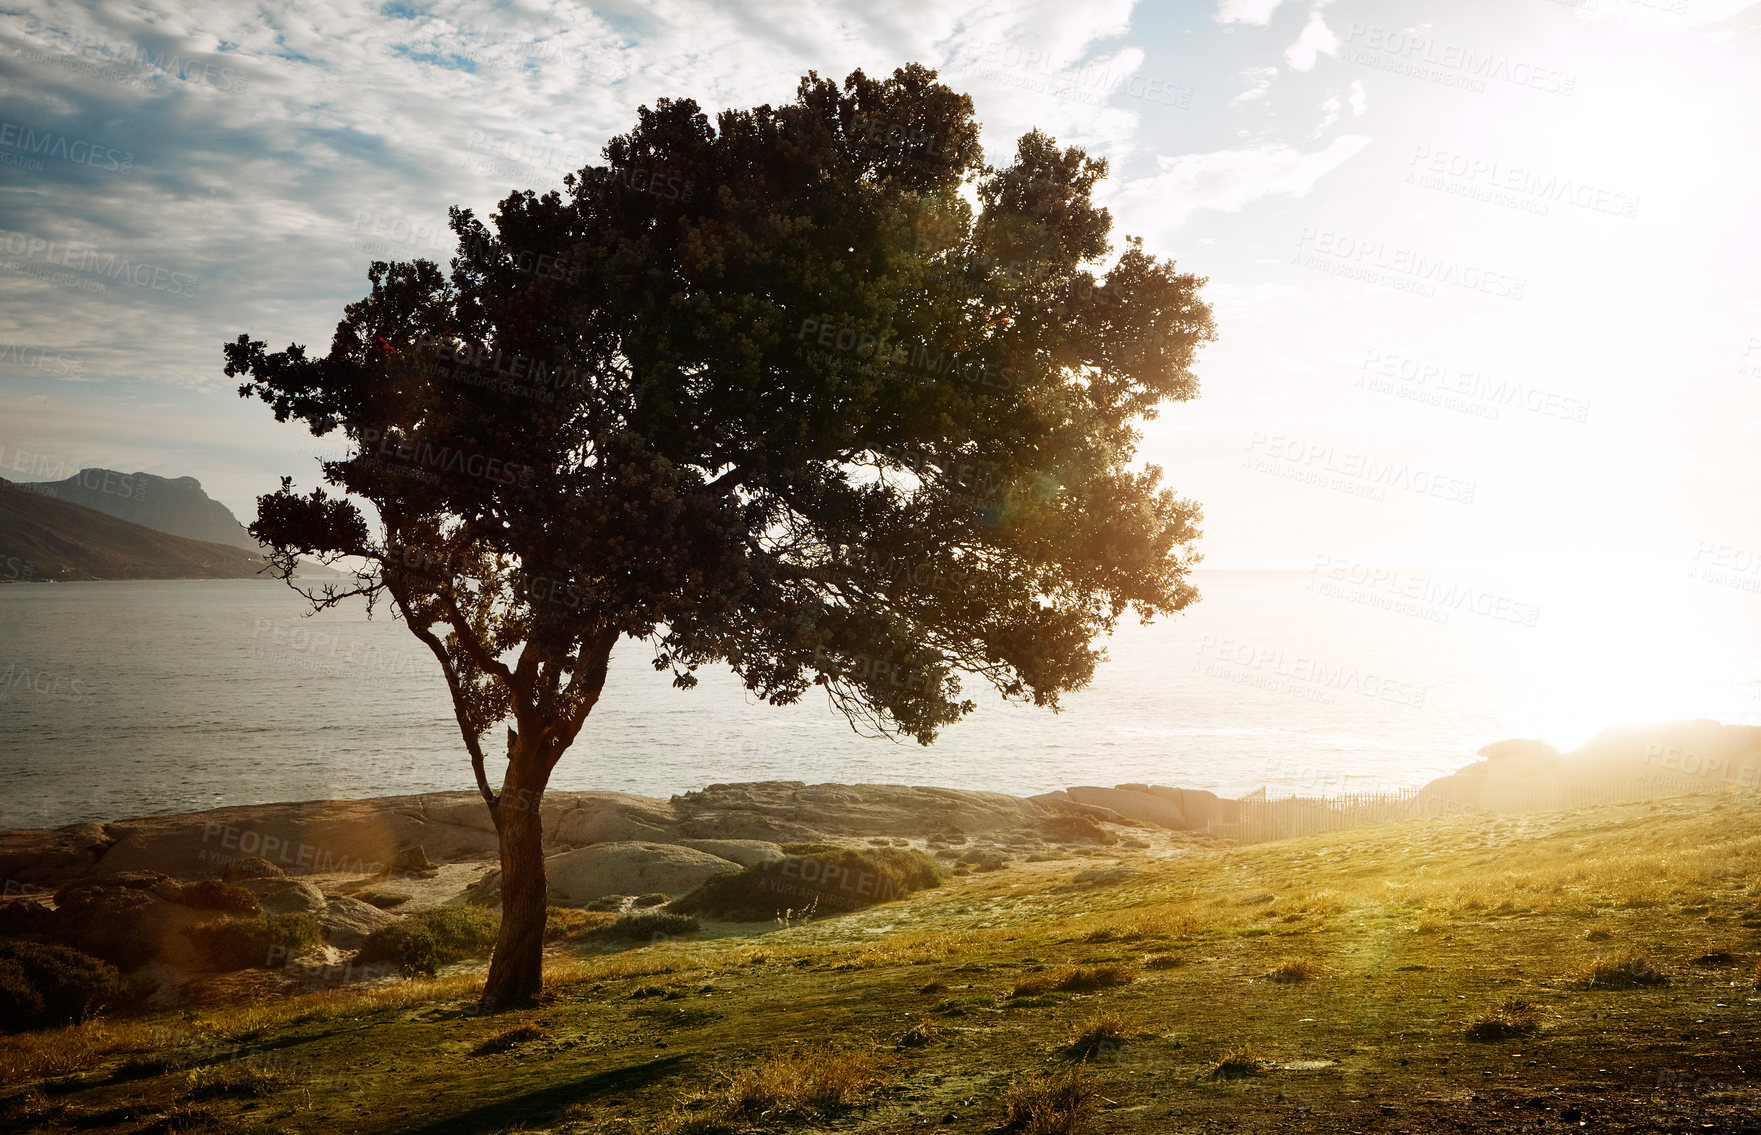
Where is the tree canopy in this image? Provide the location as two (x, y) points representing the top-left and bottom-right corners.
(227, 63), (1215, 1004)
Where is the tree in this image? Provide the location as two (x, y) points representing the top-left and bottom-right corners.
(226, 64), (1215, 1007)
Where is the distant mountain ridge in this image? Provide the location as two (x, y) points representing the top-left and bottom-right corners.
(0, 476), (269, 581)
(18, 468), (260, 550)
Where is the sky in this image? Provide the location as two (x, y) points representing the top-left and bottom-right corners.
(1, 0), (1758, 595)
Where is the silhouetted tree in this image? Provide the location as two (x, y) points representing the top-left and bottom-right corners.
(227, 64), (1215, 1007)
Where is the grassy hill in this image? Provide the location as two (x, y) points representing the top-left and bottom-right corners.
(0, 477), (269, 581)
(5, 792), (1760, 1133)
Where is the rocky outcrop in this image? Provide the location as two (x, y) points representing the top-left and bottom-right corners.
(476, 842), (746, 907)
(675, 839), (786, 867)
(1419, 720), (1761, 815)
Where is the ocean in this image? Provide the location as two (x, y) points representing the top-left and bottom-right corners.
(1, 569), (1757, 831)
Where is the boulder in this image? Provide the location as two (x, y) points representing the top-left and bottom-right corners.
(0, 821), (115, 891)
(540, 842), (743, 906)
(550, 793), (681, 846)
(49, 873), (210, 970)
(316, 896), (399, 948)
(1141, 786), (1231, 831)
(238, 877), (326, 917)
(1477, 739), (1561, 761)
(389, 845), (434, 873)
(1566, 720), (1761, 789)
(221, 856), (286, 881)
(1063, 787), (1187, 831)
(675, 839), (785, 867)
(670, 782), (1050, 841)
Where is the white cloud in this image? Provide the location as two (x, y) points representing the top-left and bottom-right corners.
(1231, 65), (1278, 105)
(1348, 79), (1366, 116)
(1215, 0), (1289, 25)
(1285, 10), (1341, 71)
(1103, 134), (1370, 234)
(1313, 92), (1341, 135)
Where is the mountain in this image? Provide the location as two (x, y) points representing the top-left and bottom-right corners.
(18, 468), (260, 550)
(0, 477), (270, 581)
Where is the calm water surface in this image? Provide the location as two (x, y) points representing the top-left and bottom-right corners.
(1, 571), (1756, 829)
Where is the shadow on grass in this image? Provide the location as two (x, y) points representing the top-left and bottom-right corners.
(398, 1054), (689, 1135)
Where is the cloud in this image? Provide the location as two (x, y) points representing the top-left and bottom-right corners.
(1231, 65), (1278, 105)
(1348, 79), (1366, 116)
(1285, 10), (1341, 71)
(1214, 0), (1290, 26)
(1104, 134), (1370, 233)
(1313, 92), (1341, 134)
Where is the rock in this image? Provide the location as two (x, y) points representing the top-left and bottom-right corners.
(540, 842), (744, 906)
(1477, 739), (1560, 761)
(675, 839), (785, 867)
(1027, 791), (1129, 825)
(0, 821), (115, 891)
(95, 796), (437, 879)
(389, 845), (434, 873)
(670, 782), (1051, 841)
(1064, 787), (1187, 831)
(1566, 720), (1761, 788)
(315, 896), (399, 948)
(1037, 814), (1118, 846)
(49, 873), (209, 970)
(221, 856), (285, 881)
(238, 877), (326, 917)
(549, 793), (682, 846)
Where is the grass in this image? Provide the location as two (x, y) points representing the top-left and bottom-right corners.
(586, 910), (700, 942)
(1582, 950), (1669, 989)
(8, 792), (1761, 1132)
(1003, 1065), (1098, 1134)
(355, 905), (499, 976)
(719, 1046), (887, 1120)
(672, 847), (943, 922)
(1466, 998), (1540, 1041)
(1262, 955), (1322, 983)
(1063, 1011), (1138, 1060)
(470, 1024), (546, 1056)
(1210, 1047), (1265, 1079)
(1010, 963), (1137, 998)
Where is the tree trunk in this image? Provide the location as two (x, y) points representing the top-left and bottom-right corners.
(480, 771), (548, 1009)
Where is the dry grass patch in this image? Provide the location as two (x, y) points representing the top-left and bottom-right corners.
(1262, 955), (1322, 984)
(1210, 1047), (1265, 1079)
(1009, 963), (1137, 998)
(1466, 998), (1540, 1041)
(1582, 950), (1668, 989)
(1063, 1011), (1139, 1060)
(1003, 1065), (1098, 1134)
(721, 1045), (887, 1120)
(897, 1018), (940, 1047)
(471, 1023), (546, 1056)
